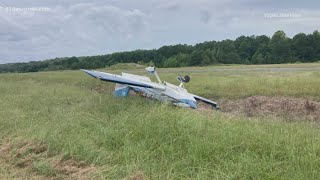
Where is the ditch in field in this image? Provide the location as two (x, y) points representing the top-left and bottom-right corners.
(214, 96), (320, 122)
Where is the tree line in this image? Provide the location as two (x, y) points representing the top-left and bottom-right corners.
(1, 30), (320, 73)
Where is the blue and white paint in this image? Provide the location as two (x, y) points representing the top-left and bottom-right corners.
(81, 67), (219, 109)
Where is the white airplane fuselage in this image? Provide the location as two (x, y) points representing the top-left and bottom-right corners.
(81, 68), (219, 109)
(115, 73), (198, 108)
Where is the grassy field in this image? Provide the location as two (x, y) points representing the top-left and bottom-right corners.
(1, 63), (320, 179)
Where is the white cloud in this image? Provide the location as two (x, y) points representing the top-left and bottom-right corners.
(0, 3), (149, 63)
(0, 0), (319, 63)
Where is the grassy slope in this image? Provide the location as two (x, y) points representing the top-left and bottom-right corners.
(1, 63), (320, 179)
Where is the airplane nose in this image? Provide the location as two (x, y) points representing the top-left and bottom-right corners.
(188, 101), (198, 109)
(179, 99), (197, 109)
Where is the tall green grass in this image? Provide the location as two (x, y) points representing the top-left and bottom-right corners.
(1, 64), (320, 179)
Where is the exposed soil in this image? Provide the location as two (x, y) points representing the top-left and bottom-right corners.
(217, 96), (320, 122)
(125, 171), (148, 180)
(0, 139), (97, 179)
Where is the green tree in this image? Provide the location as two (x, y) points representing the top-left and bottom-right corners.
(163, 57), (178, 67)
(218, 40), (241, 64)
(312, 30), (320, 60)
(292, 33), (314, 62)
(268, 30), (292, 63)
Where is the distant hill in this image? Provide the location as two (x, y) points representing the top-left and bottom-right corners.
(1, 30), (320, 73)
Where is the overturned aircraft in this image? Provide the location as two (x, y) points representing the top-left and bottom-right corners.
(81, 67), (219, 109)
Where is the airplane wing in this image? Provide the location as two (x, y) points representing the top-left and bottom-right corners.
(81, 69), (166, 91)
(191, 94), (220, 109)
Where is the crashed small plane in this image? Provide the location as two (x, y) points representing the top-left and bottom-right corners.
(81, 67), (219, 109)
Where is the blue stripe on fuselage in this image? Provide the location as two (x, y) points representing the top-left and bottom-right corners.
(179, 99), (197, 109)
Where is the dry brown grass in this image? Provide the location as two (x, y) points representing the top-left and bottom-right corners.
(219, 96), (320, 122)
(0, 138), (98, 180)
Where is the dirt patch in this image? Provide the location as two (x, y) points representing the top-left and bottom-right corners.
(218, 96), (320, 122)
(125, 171), (148, 180)
(0, 139), (97, 179)
(0, 139), (12, 157)
(53, 159), (96, 179)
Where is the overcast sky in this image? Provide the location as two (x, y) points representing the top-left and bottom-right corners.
(0, 0), (319, 64)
